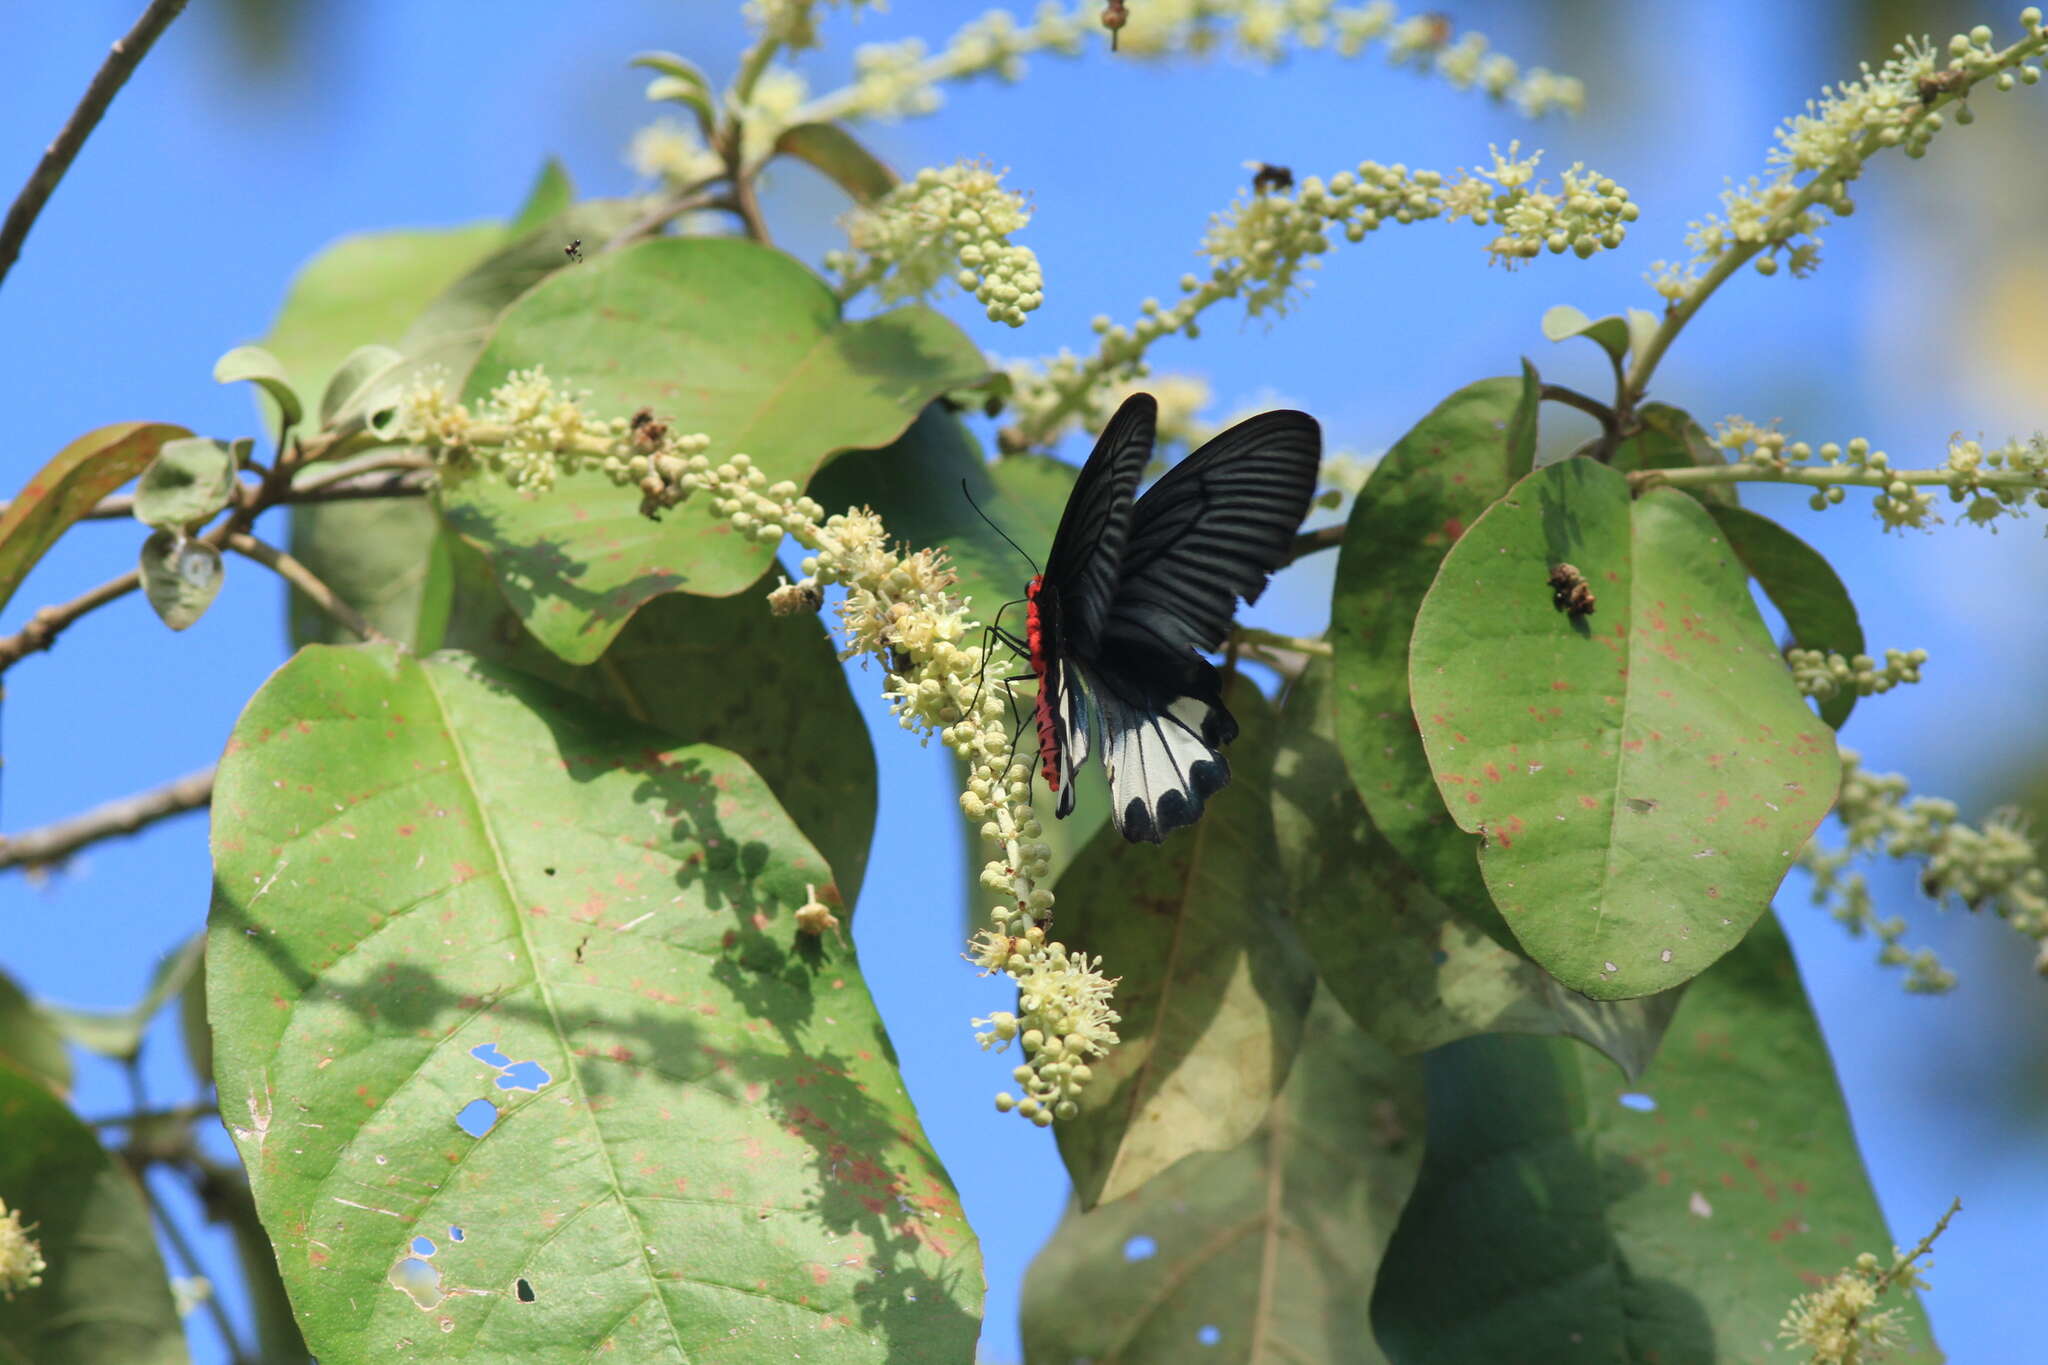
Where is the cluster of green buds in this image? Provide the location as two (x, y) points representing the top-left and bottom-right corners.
(1702, 419), (2048, 531)
(391, 367), (712, 506)
(0, 1198), (44, 1301)
(1786, 647), (1928, 700)
(1650, 11), (2047, 301)
(999, 148), (1633, 449)
(827, 161), (1044, 325)
(1803, 749), (2048, 990)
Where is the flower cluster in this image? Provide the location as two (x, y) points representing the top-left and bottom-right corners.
(1690, 421), (2048, 531)
(1649, 12), (2047, 302)
(1802, 749), (2048, 991)
(1786, 647), (1928, 700)
(1777, 1200), (1954, 1365)
(1000, 149), (1634, 448)
(389, 368), (711, 502)
(0, 1198), (44, 1300)
(827, 162), (1045, 326)
(527, 435), (1122, 1124)
(744, 0), (881, 52)
(790, 2), (1584, 128)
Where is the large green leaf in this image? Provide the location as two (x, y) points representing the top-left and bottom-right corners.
(264, 220), (507, 649)
(1331, 374), (1537, 952)
(0, 422), (190, 614)
(1409, 457), (1840, 999)
(1275, 662), (1679, 1079)
(1369, 915), (1940, 1365)
(439, 545), (877, 909)
(438, 236), (987, 664)
(1708, 503), (1866, 732)
(0, 1061), (188, 1364)
(1021, 990), (1420, 1365)
(0, 971), (70, 1094)
(207, 646), (979, 1362)
(1054, 682), (1315, 1210)
(1608, 402), (1738, 508)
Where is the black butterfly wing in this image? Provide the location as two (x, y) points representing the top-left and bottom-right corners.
(1100, 408), (1323, 659)
(1042, 393), (1157, 657)
(1089, 408), (1321, 841)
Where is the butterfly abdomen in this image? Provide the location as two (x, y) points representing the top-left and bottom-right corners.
(1024, 575), (1062, 790)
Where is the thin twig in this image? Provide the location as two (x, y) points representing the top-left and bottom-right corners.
(1287, 524), (1344, 563)
(0, 569), (142, 669)
(601, 185), (732, 253)
(727, 168), (774, 246)
(288, 448), (433, 493)
(91, 1100), (219, 1129)
(0, 766), (214, 871)
(1540, 382), (1619, 435)
(222, 532), (391, 645)
(0, 465), (431, 523)
(0, 0), (191, 291)
(136, 1160), (254, 1365)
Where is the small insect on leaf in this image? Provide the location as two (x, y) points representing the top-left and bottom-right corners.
(1548, 562), (1597, 618)
(563, 238), (582, 262)
(1250, 162), (1294, 195)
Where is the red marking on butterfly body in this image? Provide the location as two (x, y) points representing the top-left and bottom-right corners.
(1025, 575), (1061, 789)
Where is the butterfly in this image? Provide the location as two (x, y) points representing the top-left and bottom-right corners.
(1022, 392), (1322, 843)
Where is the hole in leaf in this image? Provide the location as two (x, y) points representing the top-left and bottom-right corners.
(515, 1278), (536, 1303)
(1618, 1092), (1657, 1112)
(456, 1099), (499, 1138)
(1122, 1235), (1157, 1262)
(470, 1043), (513, 1068)
(1197, 1325), (1221, 1347)
(449, 1226), (465, 1242)
(389, 1256), (444, 1309)
(1430, 949), (1449, 966)
(494, 1060), (552, 1092)
(411, 1236), (437, 1257)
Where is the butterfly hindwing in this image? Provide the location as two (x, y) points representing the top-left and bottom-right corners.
(1080, 645), (1235, 843)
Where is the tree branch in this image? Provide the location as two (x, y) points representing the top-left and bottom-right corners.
(0, 465), (432, 523)
(0, 766), (213, 872)
(223, 532), (392, 645)
(1287, 524), (1344, 563)
(0, 0), (191, 291)
(0, 568), (142, 669)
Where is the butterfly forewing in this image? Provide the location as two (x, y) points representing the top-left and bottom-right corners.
(1041, 394), (1155, 656)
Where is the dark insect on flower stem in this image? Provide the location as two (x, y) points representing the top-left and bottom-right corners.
(1251, 162), (1294, 195)
(1917, 69), (1973, 104)
(1549, 562), (1597, 617)
(564, 238), (583, 262)
(629, 407), (670, 452)
(1024, 393), (1321, 843)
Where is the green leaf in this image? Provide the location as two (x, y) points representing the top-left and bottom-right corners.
(1625, 307), (1661, 371)
(213, 344), (304, 428)
(133, 436), (242, 532)
(1330, 375), (1538, 951)
(208, 646), (979, 1361)
(1709, 503), (1866, 731)
(774, 123), (900, 203)
(439, 236), (987, 664)
(1541, 304), (1631, 363)
(1610, 402), (1738, 508)
(0, 1060), (189, 1365)
(0, 422), (190, 615)
(0, 970), (71, 1095)
(317, 342), (408, 430)
(1409, 457), (1841, 999)
(1369, 914), (1940, 1365)
(507, 158), (575, 238)
(1055, 682), (1316, 1210)
(439, 544), (878, 909)
(41, 934), (204, 1063)
(264, 220), (511, 649)
(1021, 989), (1421, 1365)
(1276, 661), (1680, 1080)
(137, 530), (224, 631)
(631, 51), (717, 134)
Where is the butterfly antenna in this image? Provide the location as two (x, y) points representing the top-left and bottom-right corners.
(960, 479), (1040, 576)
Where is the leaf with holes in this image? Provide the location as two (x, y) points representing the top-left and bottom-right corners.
(1021, 990), (1420, 1365)
(1708, 503), (1865, 731)
(0, 422), (190, 614)
(0, 1061), (189, 1364)
(1053, 682), (1315, 1210)
(439, 547), (877, 909)
(138, 531), (224, 631)
(1331, 374), (1537, 951)
(207, 646), (980, 1363)
(1369, 914), (1939, 1365)
(1276, 661), (1680, 1078)
(438, 237), (986, 664)
(1409, 457), (1840, 999)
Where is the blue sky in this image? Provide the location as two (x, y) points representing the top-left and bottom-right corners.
(3, 2), (2046, 1360)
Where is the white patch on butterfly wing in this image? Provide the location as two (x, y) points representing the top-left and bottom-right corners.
(1098, 684), (1231, 844)
(1051, 658), (1093, 818)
